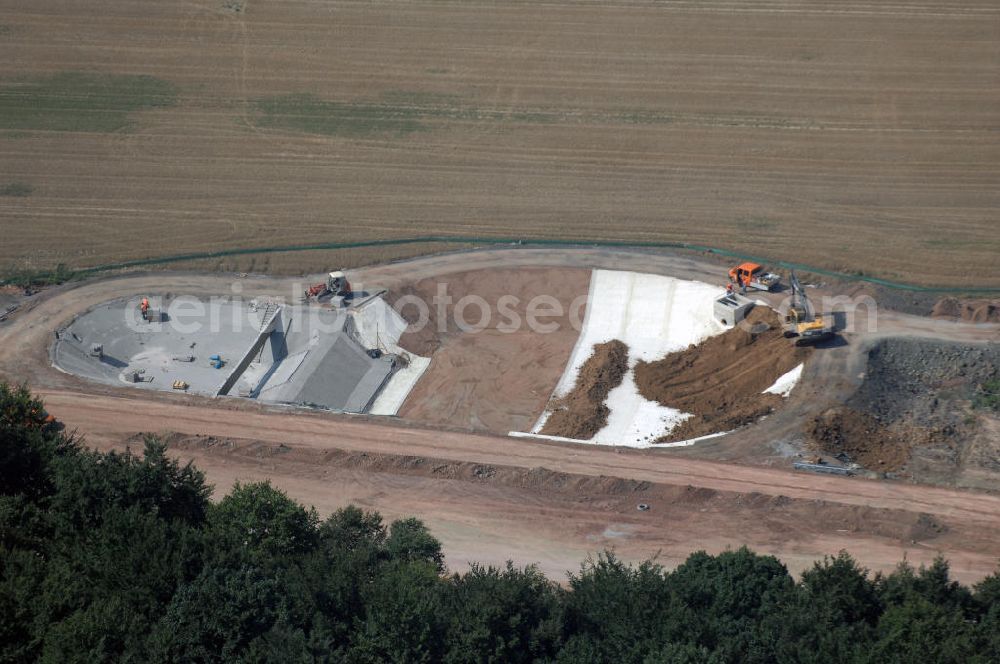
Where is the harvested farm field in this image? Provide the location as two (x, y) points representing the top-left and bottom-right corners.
(2, 0), (1000, 286)
(635, 307), (813, 442)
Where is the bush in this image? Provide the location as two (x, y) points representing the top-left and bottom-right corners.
(974, 379), (1000, 412)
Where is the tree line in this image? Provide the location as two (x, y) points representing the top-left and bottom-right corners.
(1, 383), (998, 663)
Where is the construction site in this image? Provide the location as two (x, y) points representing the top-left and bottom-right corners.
(48, 258), (829, 449)
(1, 0), (998, 588)
(3, 246), (999, 583)
(52, 273), (428, 415)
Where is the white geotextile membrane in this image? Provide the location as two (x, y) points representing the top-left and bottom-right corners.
(529, 269), (726, 448)
(352, 297), (432, 416)
(763, 363), (804, 398)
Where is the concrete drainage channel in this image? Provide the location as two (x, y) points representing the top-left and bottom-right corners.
(51, 290), (429, 416)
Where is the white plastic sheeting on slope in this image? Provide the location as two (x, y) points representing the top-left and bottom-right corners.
(509, 429), (730, 448)
(529, 270), (725, 448)
(763, 363), (804, 398)
(350, 297), (431, 415)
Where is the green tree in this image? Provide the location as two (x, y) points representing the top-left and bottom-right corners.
(319, 505), (386, 554)
(870, 596), (979, 663)
(0, 546), (47, 662)
(386, 517), (444, 572)
(33, 505), (203, 662)
(766, 552), (880, 663)
(0, 383), (76, 498)
(148, 565), (287, 662)
(973, 570), (1000, 661)
(558, 553), (675, 663)
(668, 548), (795, 661)
(46, 438), (210, 534)
(443, 562), (563, 663)
(351, 560), (447, 663)
(877, 557), (974, 617)
(208, 481), (319, 564)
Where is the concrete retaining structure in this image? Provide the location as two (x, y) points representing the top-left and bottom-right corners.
(713, 293), (756, 326)
(217, 306), (283, 396)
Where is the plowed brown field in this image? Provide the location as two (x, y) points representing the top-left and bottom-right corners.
(1, 0), (998, 285)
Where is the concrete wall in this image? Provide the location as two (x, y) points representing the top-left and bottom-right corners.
(217, 307), (283, 396)
(713, 293), (755, 326)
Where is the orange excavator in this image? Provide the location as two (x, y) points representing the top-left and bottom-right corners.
(729, 262), (781, 292)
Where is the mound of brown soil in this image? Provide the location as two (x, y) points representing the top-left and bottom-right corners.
(805, 339), (995, 476)
(931, 297), (1000, 323)
(541, 340), (629, 439)
(634, 307), (812, 442)
(807, 407), (914, 470)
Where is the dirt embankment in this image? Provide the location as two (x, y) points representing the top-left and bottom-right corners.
(807, 340), (1000, 480)
(152, 431), (953, 549)
(541, 340), (629, 440)
(635, 307), (812, 442)
(931, 297), (1000, 323)
(388, 267), (590, 434)
(807, 409), (915, 470)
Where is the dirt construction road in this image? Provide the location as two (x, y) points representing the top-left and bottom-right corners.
(3, 248), (1000, 582)
(37, 389), (1000, 584)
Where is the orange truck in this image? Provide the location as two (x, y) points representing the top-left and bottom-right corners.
(728, 262), (781, 292)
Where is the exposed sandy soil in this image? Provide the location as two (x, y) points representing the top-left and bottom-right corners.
(33, 389), (1000, 584)
(807, 339), (1000, 480)
(635, 308), (812, 442)
(397, 330), (581, 434)
(808, 407), (916, 471)
(151, 430), (955, 550)
(2, 1), (999, 286)
(1, 250), (999, 582)
(932, 297), (1000, 323)
(393, 267), (590, 433)
(541, 340), (629, 440)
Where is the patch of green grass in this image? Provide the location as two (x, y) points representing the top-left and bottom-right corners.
(734, 215), (778, 232)
(0, 71), (177, 133)
(253, 90), (560, 137)
(254, 94), (426, 137)
(974, 379), (1000, 412)
(616, 110), (674, 125)
(258, 89), (732, 139)
(379, 90), (461, 106)
(0, 264), (76, 288)
(0, 182), (32, 197)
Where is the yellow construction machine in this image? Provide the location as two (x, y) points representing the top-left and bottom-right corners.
(783, 271), (835, 345)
